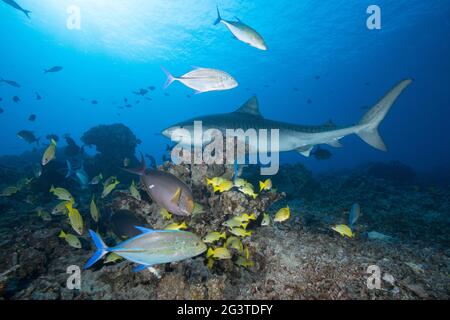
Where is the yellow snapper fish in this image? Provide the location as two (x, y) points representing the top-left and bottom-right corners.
(235, 213), (256, 222)
(207, 257), (215, 269)
(207, 247), (232, 260)
(222, 217), (248, 229)
(213, 180), (234, 193)
(235, 255), (254, 268)
(164, 221), (188, 230)
(259, 179), (272, 192)
(59, 230), (81, 248)
(233, 178), (248, 189)
(89, 173), (103, 185)
(225, 236), (243, 253)
(42, 139), (57, 166)
(129, 180), (141, 201)
(0, 186), (19, 197)
(49, 185), (73, 201)
(37, 209), (51, 221)
(16, 177), (33, 190)
(206, 176), (226, 187)
(159, 207), (173, 220)
(203, 231), (226, 244)
(261, 213), (271, 226)
(90, 195), (99, 223)
(66, 201), (84, 235)
(52, 201), (70, 215)
(229, 227), (252, 238)
(331, 224), (354, 238)
(238, 184), (258, 199)
(104, 252), (123, 264)
(102, 177), (120, 198)
(274, 206), (290, 222)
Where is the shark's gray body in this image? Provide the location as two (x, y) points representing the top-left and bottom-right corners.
(162, 79), (413, 156)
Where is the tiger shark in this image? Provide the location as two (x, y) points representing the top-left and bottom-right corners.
(162, 79), (413, 157)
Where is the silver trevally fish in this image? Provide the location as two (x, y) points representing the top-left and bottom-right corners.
(163, 79), (413, 155)
(1, 0), (31, 19)
(214, 6), (267, 51)
(84, 227), (207, 272)
(161, 66), (238, 94)
(124, 154), (195, 216)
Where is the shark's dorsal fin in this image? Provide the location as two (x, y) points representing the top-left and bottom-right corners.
(234, 96), (262, 117)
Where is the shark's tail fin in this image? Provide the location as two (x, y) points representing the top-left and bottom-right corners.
(214, 5), (222, 25)
(356, 79), (413, 151)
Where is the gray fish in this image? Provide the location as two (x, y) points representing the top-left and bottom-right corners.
(124, 154), (194, 216)
(0, 77), (21, 88)
(163, 79), (413, 156)
(311, 147), (332, 160)
(65, 160), (89, 188)
(1, 0), (31, 19)
(214, 6), (267, 51)
(44, 66), (63, 73)
(17, 130), (39, 145)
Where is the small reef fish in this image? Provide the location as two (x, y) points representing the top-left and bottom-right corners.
(66, 201), (84, 235)
(214, 6), (267, 51)
(235, 255), (254, 268)
(164, 221), (188, 231)
(65, 160), (89, 188)
(229, 227), (252, 237)
(274, 206), (290, 222)
(17, 130), (39, 145)
(52, 201), (70, 215)
(84, 227), (207, 271)
(162, 66), (238, 94)
(129, 180), (141, 201)
(349, 203), (360, 230)
(104, 252), (123, 264)
(49, 185), (73, 201)
(28, 114), (36, 122)
(367, 231), (392, 242)
(159, 208), (172, 220)
(207, 247), (232, 260)
(233, 178), (248, 188)
(42, 139), (57, 166)
(213, 180), (234, 193)
(225, 236), (243, 253)
(123, 158), (130, 167)
(332, 224), (354, 238)
(89, 173), (103, 185)
(261, 213), (271, 226)
(1, 0), (30, 18)
(102, 177), (120, 198)
(33, 164), (42, 178)
(44, 66), (63, 73)
(238, 184), (258, 199)
(37, 209), (51, 221)
(235, 213), (256, 222)
(0, 186), (19, 197)
(90, 196), (99, 223)
(206, 176), (226, 187)
(124, 154), (194, 216)
(203, 231), (226, 244)
(222, 217), (248, 229)
(59, 230), (81, 248)
(259, 179), (272, 192)
(0, 77), (21, 87)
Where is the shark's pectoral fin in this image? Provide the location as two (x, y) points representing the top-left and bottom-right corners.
(326, 139), (342, 148)
(296, 145), (314, 157)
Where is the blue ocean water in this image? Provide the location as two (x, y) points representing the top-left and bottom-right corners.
(0, 0), (449, 174)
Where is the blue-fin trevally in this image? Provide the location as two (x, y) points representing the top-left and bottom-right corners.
(84, 227), (207, 272)
(214, 6), (267, 51)
(162, 79), (413, 156)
